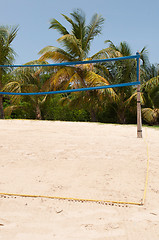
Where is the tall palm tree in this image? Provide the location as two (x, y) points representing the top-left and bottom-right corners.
(40, 9), (105, 62)
(0, 25), (18, 118)
(39, 9), (115, 121)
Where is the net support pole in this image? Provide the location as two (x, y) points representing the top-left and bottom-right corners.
(136, 52), (142, 138)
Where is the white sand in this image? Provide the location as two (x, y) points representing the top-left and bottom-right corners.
(0, 119), (158, 240)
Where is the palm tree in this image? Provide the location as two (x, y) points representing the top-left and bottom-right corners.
(40, 9), (105, 62)
(141, 76), (159, 125)
(98, 40), (148, 123)
(39, 9), (115, 121)
(4, 60), (54, 120)
(0, 25), (18, 118)
(141, 63), (159, 83)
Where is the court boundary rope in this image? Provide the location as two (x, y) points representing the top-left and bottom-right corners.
(0, 127), (150, 206)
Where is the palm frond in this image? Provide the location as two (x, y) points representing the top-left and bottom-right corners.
(142, 108), (159, 124)
(125, 91), (144, 106)
(4, 105), (18, 117)
(39, 46), (73, 62)
(3, 81), (21, 92)
(0, 25), (18, 68)
(119, 42), (132, 56)
(104, 40), (131, 58)
(104, 40), (119, 52)
(85, 14), (104, 49)
(105, 47), (122, 58)
(68, 92), (86, 109)
(85, 71), (117, 100)
(93, 64), (111, 82)
(59, 96), (71, 106)
(2, 81), (22, 104)
(57, 34), (83, 59)
(142, 76), (159, 91)
(70, 9), (86, 25)
(70, 9), (86, 43)
(49, 66), (75, 90)
(69, 72), (82, 88)
(139, 47), (149, 67)
(49, 19), (69, 35)
(85, 70), (109, 85)
(8, 25), (19, 44)
(91, 48), (109, 59)
(61, 14), (74, 26)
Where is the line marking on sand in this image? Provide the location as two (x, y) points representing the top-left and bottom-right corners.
(141, 128), (150, 205)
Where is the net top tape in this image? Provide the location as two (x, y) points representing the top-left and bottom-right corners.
(0, 54), (140, 68)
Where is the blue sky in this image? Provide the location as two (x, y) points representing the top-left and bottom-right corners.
(1, 0), (159, 64)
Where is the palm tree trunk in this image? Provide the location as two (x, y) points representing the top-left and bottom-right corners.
(36, 104), (42, 120)
(117, 107), (126, 124)
(0, 69), (5, 119)
(0, 95), (4, 119)
(90, 107), (97, 122)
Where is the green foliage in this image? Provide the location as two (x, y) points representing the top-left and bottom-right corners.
(0, 25), (19, 119)
(42, 94), (90, 122)
(10, 101), (35, 119)
(141, 76), (159, 125)
(0, 25), (18, 69)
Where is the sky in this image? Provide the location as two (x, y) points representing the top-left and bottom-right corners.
(1, 0), (159, 65)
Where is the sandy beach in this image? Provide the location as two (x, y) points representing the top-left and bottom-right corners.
(0, 119), (158, 240)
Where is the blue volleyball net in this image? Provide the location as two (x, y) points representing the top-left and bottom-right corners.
(0, 54), (140, 96)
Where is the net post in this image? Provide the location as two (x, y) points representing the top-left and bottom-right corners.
(136, 52), (142, 138)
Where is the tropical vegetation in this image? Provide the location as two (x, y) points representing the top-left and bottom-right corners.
(0, 9), (159, 125)
(0, 25), (18, 118)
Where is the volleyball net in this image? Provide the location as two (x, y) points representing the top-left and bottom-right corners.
(0, 52), (143, 138)
(0, 53), (141, 96)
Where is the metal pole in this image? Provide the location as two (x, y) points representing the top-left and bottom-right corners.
(136, 52), (142, 138)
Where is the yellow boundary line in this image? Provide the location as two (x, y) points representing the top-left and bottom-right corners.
(0, 128), (150, 207)
(0, 192), (142, 206)
(141, 128), (149, 205)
